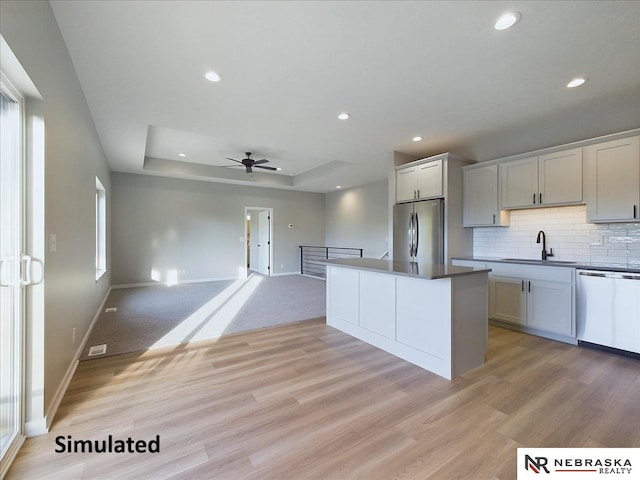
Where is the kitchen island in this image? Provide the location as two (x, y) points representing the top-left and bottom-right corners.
(323, 258), (491, 380)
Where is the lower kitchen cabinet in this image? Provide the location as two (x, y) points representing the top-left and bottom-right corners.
(452, 259), (576, 343)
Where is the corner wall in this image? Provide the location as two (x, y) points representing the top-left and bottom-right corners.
(324, 180), (389, 258)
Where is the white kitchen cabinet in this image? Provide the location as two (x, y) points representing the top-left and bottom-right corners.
(451, 259), (576, 342)
(491, 276), (525, 325)
(489, 263), (575, 339)
(463, 164), (509, 227)
(500, 156), (538, 208)
(585, 136), (640, 222)
(527, 279), (573, 336)
(396, 166), (418, 202)
(417, 160), (442, 199)
(500, 148), (583, 209)
(395, 159), (442, 203)
(539, 148), (583, 205)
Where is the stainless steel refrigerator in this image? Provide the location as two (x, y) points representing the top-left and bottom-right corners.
(393, 199), (444, 263)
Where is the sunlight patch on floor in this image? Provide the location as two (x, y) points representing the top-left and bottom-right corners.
(148, 274), (264, 350)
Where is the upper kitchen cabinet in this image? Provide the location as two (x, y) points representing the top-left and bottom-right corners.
(499, 156), (539, 208)
(395, 159), (442, 203)
(585, 136), (640, 223)
(463, 164), (509, 227)
(539, 148), (583, 205)
(499, 148), (583, 209)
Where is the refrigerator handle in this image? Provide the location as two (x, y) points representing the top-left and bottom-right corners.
(414, 211), (419, 259)
(408, 212), (414, 257)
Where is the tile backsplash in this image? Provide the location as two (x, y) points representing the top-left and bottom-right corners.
(472, 205), (640, 268)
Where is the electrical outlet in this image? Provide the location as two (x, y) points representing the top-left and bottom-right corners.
(72, 328), (77, 344)
(105, 307), (117, 313)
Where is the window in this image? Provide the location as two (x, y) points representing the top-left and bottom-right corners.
(95, 177), (106, 280)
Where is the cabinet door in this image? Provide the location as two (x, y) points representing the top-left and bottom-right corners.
(500, 157), (538, 208)
(585, 136), (640, 222)
(491, 276), (525, 325)
(463, 165), (499, 226)
(396, 166), (417, 202)
(359, 271), (395, 339)
(527, 279), (573, 336)
(539, 148), (583, 205)
(417, 160), (442, 198)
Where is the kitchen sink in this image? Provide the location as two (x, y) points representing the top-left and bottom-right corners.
(501, 258), (578, 265)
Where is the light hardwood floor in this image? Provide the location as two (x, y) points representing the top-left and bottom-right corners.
(7, 320), (640, 479)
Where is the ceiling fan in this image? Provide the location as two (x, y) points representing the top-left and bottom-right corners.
(224, 152), (279, 174)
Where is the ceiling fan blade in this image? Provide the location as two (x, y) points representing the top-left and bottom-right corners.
(219, 165), (241, 168)
(226, 157), (243, 164)
(254, 165), (278, 171)
(253, 159), (269, 165)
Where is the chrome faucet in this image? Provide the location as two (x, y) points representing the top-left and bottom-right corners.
(536, 230), (554, 261)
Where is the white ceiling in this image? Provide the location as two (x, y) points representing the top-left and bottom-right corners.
(49, 0), (640, 193)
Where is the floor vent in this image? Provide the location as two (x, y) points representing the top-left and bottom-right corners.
(88, 344), (107, 357)
(105, 307), (117, 313)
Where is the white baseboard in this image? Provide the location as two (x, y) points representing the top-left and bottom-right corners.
(271, 271), (301, 277)
(112, 276), (238, 289)
(31, 286), (113, 437)
(24, 418), (47, 437)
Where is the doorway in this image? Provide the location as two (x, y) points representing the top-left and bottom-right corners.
(245, 207), (273, 277)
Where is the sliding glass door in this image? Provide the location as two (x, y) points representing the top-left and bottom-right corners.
(0, 77), (24, 466)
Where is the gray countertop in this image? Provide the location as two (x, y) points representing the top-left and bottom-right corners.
(453, 256), (640, 274)
(321, 258), (491, 280)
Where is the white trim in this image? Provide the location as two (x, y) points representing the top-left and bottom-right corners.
(244, 206), (274, 276)
(271, 271), (302, 277)
(30, 287), (112, 436)
(111, 276), (239, 289)
(0, 434), (25, 478)
(24, 418), (46, 437)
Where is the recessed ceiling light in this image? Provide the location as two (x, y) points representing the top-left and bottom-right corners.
(412, 136), (423, 142)
(178, 153), (187, 157)
(205, 71), (221, 82)
(338, 112), (350, 120)
(567, 77), (586, 88)
(494, 12), (521, 30)
(336, 185), (342, 189)
(276, 167), (282, 171)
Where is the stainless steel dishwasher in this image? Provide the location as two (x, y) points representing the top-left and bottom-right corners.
(576, 269), (640, 354)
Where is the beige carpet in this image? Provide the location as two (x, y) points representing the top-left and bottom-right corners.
(80, 273), (326, 360)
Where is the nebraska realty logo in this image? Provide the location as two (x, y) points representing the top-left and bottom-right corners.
(518, 449), (640, 478)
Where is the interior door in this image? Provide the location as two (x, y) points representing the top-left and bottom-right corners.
(257, 210), (270, 275)
(0, 83), (24, 466)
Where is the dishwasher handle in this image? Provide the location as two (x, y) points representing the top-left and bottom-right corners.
(578, 270), (640, 280)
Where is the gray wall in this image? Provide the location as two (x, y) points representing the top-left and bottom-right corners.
(324, 180), (389, 258)
(1, 0), (112, 419)
(111, 173), (325, 284)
